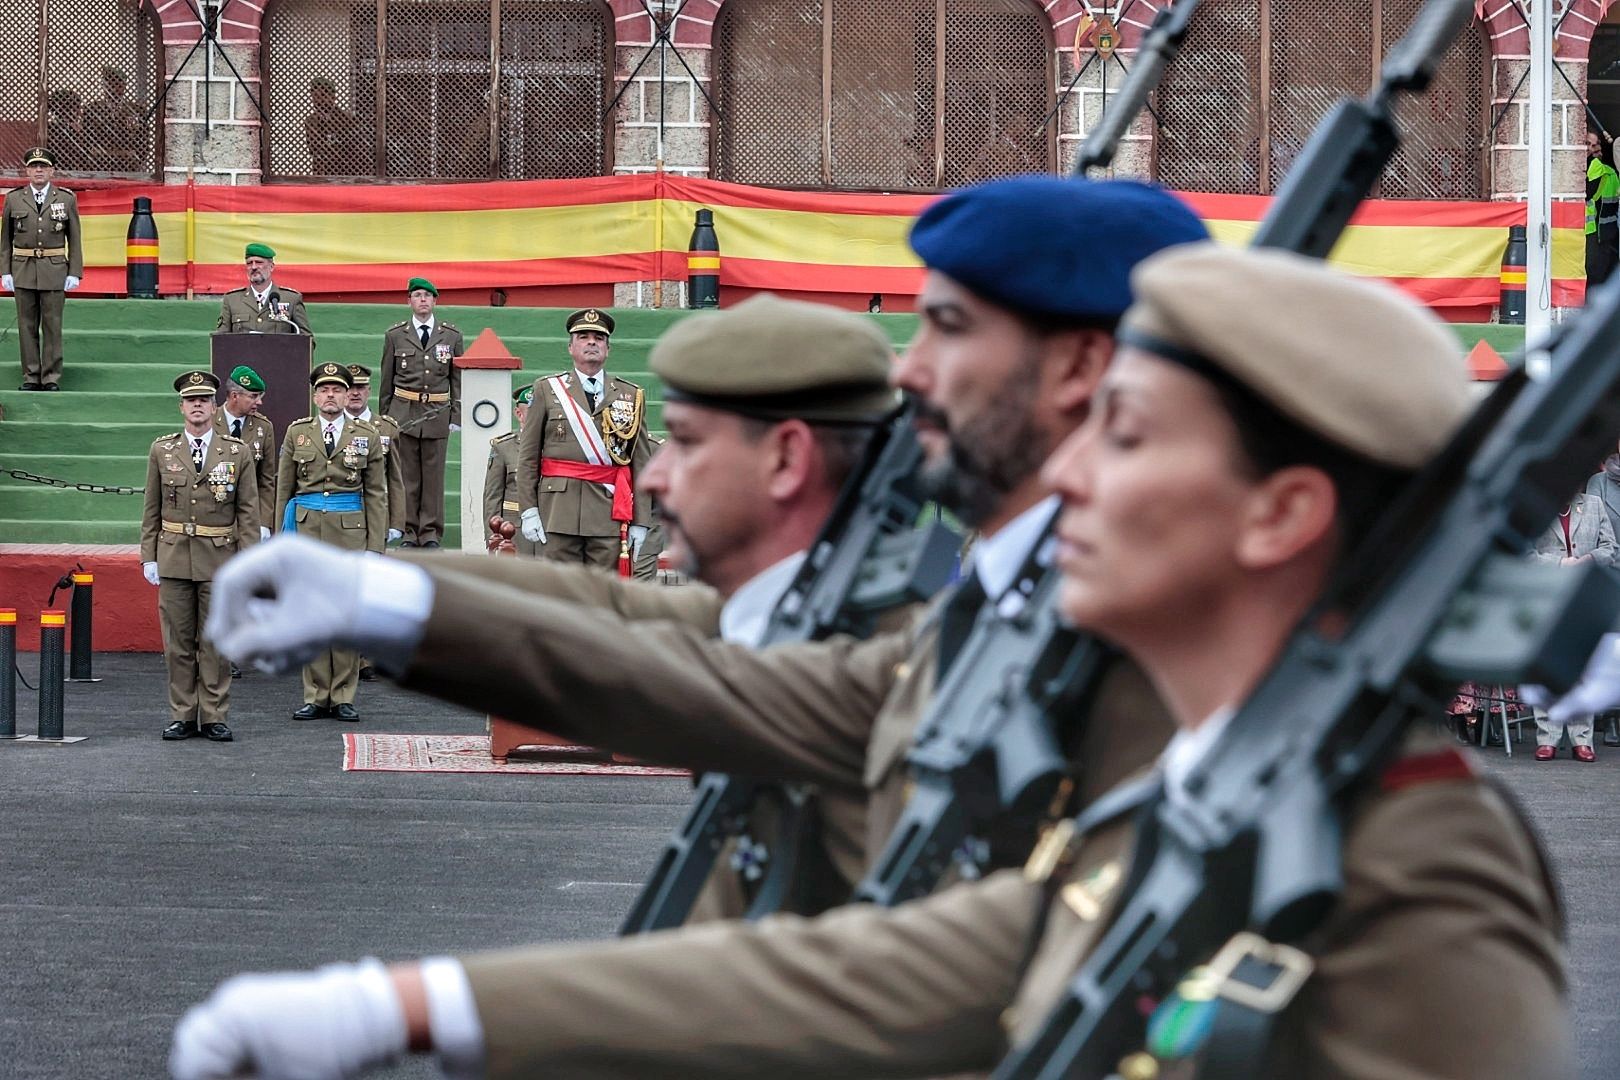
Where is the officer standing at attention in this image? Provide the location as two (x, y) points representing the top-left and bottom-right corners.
(516, 308), (654, 572)
(277, 363), (386, 721)
(214, 365), (276, 539)
(344, 363), (405, 547)
(483, 385), (536, 556)
(380, 277), (461, 548)
(216, 243), (312, 337)
(140, 371), (257, 742)
(2, 147), (82, 391)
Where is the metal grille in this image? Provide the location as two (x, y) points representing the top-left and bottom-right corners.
(263, 0), (609, 181)
(0, 0), (160, 177)
(715, 0), (1052, 191)
(1155, 1), (1485, 198)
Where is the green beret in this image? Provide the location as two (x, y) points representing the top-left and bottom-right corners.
(1121, 244), (1471, 470)
(174, 370), (220, 397)
(408, 277), (438, 297)
(652, 294), (898, 424)
(245, 242), (276, 260)
(309, 362), (353, 389)
(227, 365), (265, 392)
(514, 385), (534, 406)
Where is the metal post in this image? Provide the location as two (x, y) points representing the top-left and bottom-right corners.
(68, 571), (99, 683)
(1526, 0), (1553, 359)
(0, 609), (17, 739)
(37, 609), (65, 740)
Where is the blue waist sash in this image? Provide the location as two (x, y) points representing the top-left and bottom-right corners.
(283, 491), (362, 533)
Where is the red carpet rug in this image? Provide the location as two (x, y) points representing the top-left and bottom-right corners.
(342, 733), (687, 777)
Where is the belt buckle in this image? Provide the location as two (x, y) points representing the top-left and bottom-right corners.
(183, 522), (197, 536)
(1201, 931), (1313, 1014)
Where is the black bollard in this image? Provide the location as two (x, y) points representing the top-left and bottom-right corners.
(38, 610), (65, 740)
(68, 570), (99, 682)
(687, 208), (720, 309)
(1500, 225), (1527, 325)
(127, 197), (159, 299)
(0, 609), (15, 738)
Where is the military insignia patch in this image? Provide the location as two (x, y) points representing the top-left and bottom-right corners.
(434, 343), (452, 362)
(297, 434), (308, 446)
(49, 203), (67, 222)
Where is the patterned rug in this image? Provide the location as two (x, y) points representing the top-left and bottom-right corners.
(342, 733), (687, 777)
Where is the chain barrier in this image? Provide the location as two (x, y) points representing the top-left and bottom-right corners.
(4, 469), (143, 495)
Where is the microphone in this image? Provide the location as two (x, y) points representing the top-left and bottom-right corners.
(267, 289), (298, 333)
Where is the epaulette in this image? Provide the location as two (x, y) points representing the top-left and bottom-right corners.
(219, 432), (246, 445)
(492, 431), (517, 444)
(441, 320), (458, 332)
(225, 286), (248, 296)
(155, 431), (182, 444)
(1380, 747), (1476, 792)
(350, 416), (381, 432)
(286, 416), (316, 428)
(389, 320), (409, 331)
(612, 374), (645, 392)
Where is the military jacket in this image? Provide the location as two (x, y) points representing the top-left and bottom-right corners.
(515, 370), (654, 535)
(215, 285), (312, 336)
(379, 319), (463, 438)
(214, 409), (277, 530)
(275, 416), (388, 553)
(483, 431), (522, 533)
(139, 431), (258, 581)
(376, 412), (406, 535)
(449, 734), (1567, 1080)
(0, 185), (83, 289)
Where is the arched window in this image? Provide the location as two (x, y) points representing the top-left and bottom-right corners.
(714, 0), (1053, 191)
(262, 0), (611, 181)
(1155, 1), (1486, 198)
(0, 0), (161, 177)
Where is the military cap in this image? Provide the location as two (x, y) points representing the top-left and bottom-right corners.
(565, 308), (614, 336)
(346, 364), (372, 386)
(174, 370), (220, 398)
(1119, 244), (1472, 470)
(514, 385), (535, 406)
(909, 175), (1208, 324)
(227, 365), (265, 392)
(309, 362), (353, 389)
(24, 147), (56, 167)
(407, 277), (438, 297)
(652, 294), (898, 424)
(244, 242), (276, 261)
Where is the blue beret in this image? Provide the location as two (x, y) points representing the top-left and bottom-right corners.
(909, 175), (1209, 323)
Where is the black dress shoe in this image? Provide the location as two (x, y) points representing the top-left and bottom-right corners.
(421, 540), (442, 549)
(162, 720), (197, 740)
(201, 722), (234, 742)
(357, 664), (377, 682)
(400, 540), (419, 548)
(292, 703), (328, 720)
(18, 383), (38, 391)
(333, 703), (361, 722)
(42, 384), (59, 391)
(230, 663), (243, 679)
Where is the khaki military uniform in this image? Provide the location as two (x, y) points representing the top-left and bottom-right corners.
(215, 409), (277, 531)
(276, 415), (387, 706)
(1, 184), (82, 388)
(448, 733), (1566, 1080)
(139, 431), (258, 727)
(482, 432), (537, 557)
(215, 285), (312, 336)
(352, 407), (406, 538)
(516, 371), (654, 570)
(379, 319), (462, 546)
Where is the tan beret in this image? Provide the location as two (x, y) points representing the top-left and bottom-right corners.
(1120, 244), (1472, 469)
(652, 294), (899, 424)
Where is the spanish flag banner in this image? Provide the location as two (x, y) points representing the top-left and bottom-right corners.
(66, 174), (1585, 310)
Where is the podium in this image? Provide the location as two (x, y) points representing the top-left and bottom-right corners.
(211, 333), (313, 439)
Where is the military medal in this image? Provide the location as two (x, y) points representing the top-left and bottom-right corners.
(341, 436), (367, 471)
(434, 343), (452, 362)
(601, 390), (643, 466)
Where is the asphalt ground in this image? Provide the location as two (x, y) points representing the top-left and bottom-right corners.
(1, 654), (1615, 1079)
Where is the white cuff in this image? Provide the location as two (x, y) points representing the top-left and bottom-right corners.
(354, 556), (435, 675)
(421, 956), (486, 1078)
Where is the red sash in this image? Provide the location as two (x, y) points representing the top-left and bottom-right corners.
(540, 457), (634, 522)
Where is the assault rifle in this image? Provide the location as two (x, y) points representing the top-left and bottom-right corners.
(620, 399), (962, 933)
(852, 0), (1202, 910)
(991, 1), (1617, 1075)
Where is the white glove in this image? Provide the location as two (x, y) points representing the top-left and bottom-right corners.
(1, 274), (12, 291)
(1526, 632), (1620, 725)
(387, 528), (403, 543)
(205, 534), (431, 675)
(64, 275), (79, 291)
(259, 526), (271, 542)
(143, 561), (160, 586)
(628, 524), (650, 559)
(169, 958), (407, 1080)
(520, 507), (546, 544)
(449, 423), (460, 433)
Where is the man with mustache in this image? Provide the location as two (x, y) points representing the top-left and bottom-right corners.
(176, 176), (1203, 1079)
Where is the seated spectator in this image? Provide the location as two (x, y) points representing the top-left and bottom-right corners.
(1530, 493), (1615, 761)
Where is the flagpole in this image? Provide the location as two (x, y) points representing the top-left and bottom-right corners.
(1526, 0), (1553, 366)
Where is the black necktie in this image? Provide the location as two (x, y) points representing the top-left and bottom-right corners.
(324, 424), (336, 455)
(584, 378), (599, 410)
(418, 324), (430, 348)
(231, 418), (242, 438)
(936, 573), (988, 677)
(192, 438), (205, 473)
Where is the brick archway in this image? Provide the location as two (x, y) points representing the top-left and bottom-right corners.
(154, 0), (263, 46)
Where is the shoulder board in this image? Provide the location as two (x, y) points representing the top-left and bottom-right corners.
(155, 431), (182, 444)
(225, 287), (249, 296)
(440, 320), (458, 332)
(351, 417), (380, 431)
(492, 431), (517, 444)
(1380, 748), (1476, 792)
(389, 320), (409, 331)
(287, 417), (316, 429)
(280, 287), (302, 299)
(219, 433), (245, 445)
(612, 375), (644, 392)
